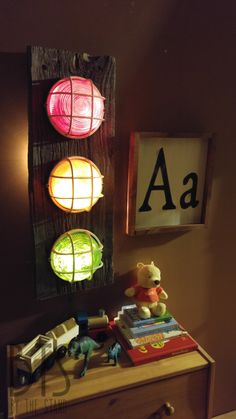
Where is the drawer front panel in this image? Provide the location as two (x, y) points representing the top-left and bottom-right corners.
(39, 369), (208, 419)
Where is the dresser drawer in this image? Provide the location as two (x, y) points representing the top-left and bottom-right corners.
(40, 369), (208, 419)
(9, 346), (214, 419)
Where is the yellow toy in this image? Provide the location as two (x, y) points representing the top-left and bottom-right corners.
(124, 262), (168, 319)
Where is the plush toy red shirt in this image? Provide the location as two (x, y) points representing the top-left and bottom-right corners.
(133, 285), (164, 303)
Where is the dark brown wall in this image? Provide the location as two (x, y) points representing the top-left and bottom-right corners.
(0, 1), (236, 416)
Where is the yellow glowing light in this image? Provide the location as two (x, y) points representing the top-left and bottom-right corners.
(48, 156), (103, 213)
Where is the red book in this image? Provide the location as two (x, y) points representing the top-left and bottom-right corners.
(112, 324), (198, 366)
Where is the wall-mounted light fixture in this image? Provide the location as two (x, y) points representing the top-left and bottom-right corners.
(48, 156), (103, 213)
(46, 76), (105, 139)
(50, 229), (103, 282)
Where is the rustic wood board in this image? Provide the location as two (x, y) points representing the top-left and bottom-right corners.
(28, 46), (115, 299)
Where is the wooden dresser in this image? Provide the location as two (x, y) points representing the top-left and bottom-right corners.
(8, 341), (215, 419)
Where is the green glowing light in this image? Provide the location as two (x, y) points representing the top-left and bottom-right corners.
(50, 229), (103, 282)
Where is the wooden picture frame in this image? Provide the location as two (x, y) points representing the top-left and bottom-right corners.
(126, 132), (213, 235)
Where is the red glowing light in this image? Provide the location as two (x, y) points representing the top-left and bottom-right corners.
(46, 76), (105, 139)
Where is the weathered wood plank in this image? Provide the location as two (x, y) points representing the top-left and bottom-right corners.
(28, 46), (115, 299)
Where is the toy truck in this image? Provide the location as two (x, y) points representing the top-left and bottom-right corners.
(15, 334), (54, 385)
(45, 317), (79, 358)
(15, 317), (79, 385)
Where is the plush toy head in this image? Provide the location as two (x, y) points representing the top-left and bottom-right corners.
(137, 261), (161, 289)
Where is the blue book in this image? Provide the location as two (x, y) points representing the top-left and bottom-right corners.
(121, 304), (172, 327)
(121, 315), (180, 337)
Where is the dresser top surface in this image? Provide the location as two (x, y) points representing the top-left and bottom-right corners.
(8, 339), (211, 418)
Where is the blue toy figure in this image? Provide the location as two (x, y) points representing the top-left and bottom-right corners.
(107, 341), (122, 366)
(68, 336), (102, 377)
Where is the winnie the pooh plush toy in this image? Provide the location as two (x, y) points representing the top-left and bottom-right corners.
(124, 261), (168, 319)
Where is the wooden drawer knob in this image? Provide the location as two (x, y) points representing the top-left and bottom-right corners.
(151, 402), (175, 418)
(164, 402), (175, 416)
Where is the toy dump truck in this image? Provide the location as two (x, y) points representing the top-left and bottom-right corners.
(15, 317), (79, 385)
(45, 317), (79, 358)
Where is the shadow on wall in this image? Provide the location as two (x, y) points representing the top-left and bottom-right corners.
(206, 133), (236, 415)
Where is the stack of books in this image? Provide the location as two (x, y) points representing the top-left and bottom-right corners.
(112, 305), (198, 366)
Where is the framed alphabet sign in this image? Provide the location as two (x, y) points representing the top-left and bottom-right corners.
(126, 132), (213, 235)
